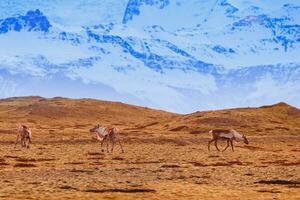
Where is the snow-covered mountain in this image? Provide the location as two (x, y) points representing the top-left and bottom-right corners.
(0, 0), (299, 113)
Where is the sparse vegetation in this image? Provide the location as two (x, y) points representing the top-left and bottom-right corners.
(0, 97), (299, 199)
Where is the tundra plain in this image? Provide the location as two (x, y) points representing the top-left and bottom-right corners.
(0, 97), (299, 199)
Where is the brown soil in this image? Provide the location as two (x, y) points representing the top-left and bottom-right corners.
(0, 96), (299, 199)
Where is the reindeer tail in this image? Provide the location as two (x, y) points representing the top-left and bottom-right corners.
(209, 130), (213, 135)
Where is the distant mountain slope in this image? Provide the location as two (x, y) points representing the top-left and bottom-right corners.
(165, 102), (300, 135)
(0, 97), (299, 136)
(0, 1), (299, 113)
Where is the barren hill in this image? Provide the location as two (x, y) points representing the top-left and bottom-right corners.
(0, 96), (175, 134)
(0, 97), (300, 200)
(165, 102), (300, 136)
(0, 97), (299, 136)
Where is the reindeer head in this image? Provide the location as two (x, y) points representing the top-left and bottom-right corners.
(20, 125), (28, 130)
(89, 124), (100, 133)
(242, 135), (249, 144)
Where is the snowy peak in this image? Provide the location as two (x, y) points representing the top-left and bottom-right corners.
(0, 1), (299, 113)
(219, 0), (239, 15)
(122, 0), (300, 32)
(122, 0), (240, 30)
(123, 0), (170, 24)
(0, 9), (51, 34)
(231, 12), (300, 52)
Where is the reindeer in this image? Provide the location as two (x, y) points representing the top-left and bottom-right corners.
(15, 125), (32, 148)
(89, 124), (124, 153)
(208, 129), (248, 152)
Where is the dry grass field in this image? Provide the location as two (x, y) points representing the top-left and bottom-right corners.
(0, 96), (299, 199)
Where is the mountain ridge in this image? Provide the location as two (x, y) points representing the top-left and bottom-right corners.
(0, 1), (299, 113)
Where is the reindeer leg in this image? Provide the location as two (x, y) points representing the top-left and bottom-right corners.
(117, 138), (124, 153)
(101, 139), (104, 152)
(100, 140), (104, 152)
(106, 137), (110, 153)
(230, 139), (234, 152)
(111, 138), (115, 153)
(208, 138), (215, 151)
(114, 131), (124, 153)
(222, 139), (230, 152)
(214, 139), (220, 151)
(23, 138), (26, 148)
(14, 134), (20, 148)
(100, 137), (106, 152)
(28, 135), (32, 144)
(26, 138), (30, 149)
(21, 137), (25, 148)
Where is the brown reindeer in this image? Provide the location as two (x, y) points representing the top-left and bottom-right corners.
(89, 124), (124, 153)
(208, 129), (248, 152)
(15, 125), (32, 148)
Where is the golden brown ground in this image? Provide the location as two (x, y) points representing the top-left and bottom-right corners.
(0, 97), (299, 199)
